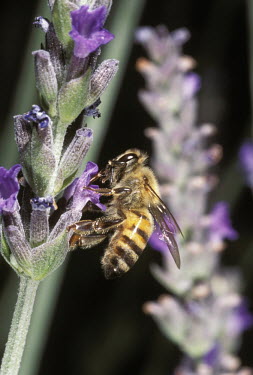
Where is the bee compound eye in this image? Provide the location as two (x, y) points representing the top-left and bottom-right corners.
(118, 153), (138, 163)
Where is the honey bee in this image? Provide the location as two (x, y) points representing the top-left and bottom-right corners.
(68, 149), (181, 279)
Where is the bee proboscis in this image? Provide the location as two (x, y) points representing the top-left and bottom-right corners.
(68, 149), (181, 279)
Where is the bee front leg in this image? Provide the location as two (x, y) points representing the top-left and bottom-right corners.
(85, 186), (132, 198)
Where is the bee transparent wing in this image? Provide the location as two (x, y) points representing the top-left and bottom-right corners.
(145, 182), (181, 269)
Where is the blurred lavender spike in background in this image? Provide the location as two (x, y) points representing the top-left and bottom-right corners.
(136, 25), (252, 375)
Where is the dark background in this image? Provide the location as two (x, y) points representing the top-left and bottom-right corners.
(0, 0), (253, 374)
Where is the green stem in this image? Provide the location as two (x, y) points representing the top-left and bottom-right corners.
(0, 277), (39, 375)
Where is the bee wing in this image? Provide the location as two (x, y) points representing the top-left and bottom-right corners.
(145, 182), (182, 269)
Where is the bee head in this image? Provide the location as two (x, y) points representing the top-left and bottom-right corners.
(96, 149), (148, 186)
(108, 149), (147, 181)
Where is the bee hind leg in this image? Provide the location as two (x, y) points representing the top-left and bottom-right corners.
(68, 219), (107, 250)
(69, 232), (107, 250)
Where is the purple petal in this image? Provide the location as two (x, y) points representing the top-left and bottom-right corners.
(239, 141), (253, 187)
(149, 230), (169, 254)
(23, 105), (50, 129)
(149, 218), (178, 256)
(31, 196), (57, 211)
(64, 161), (106, 212)
(71, 6), (106, 37)
(0, 164), (21, 214)
(171, 28), (191, 45)
(70, 6), (114, 58)
(203, 344), (220, 366)
(135, 27), (153, 43)
(209, 202), (238, 243)
(226, 300), (253, 338)
(183, 73), (201, 99)
(232, 301), (253, 334)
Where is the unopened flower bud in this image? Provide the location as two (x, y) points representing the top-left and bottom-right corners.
(54, 128), (93, 194)
(33, 50), (58, 116)
(45, 22), (65, 84)
(14, 115), (32, 154)
(4, 225), (32, 275)
(86, 59), (119, 106)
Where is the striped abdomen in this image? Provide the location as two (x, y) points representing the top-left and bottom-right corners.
(101, 209), (153, 279)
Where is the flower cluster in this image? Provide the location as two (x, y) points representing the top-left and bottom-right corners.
(136, 26), (252, 374)
(0, 0), (117, 280)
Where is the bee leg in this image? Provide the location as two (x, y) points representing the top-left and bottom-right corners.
(68, 216), (125, 250)
(69, 232), (107, 250)
(89, 168), (107, 183)
(89, 160), (127, 184)
(84, 186), (132, 198)
(83, 187), (114, 196)
(68, 219), (109, 250)
(111, 187), (132, 198)
(94, 214), (126, 231)
(68, 216), (125, 234)
(68, 219), (98, 233)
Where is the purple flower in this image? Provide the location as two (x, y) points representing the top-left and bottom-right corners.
(0, 164), (21, 214)
(64, 161), (106, 212)
(183, 73), (201, 99)
(149, 231), (168, 253)
(69, 6), (114, 59)
(239, 141), (253, 187)
(227, 300), (253, 337)
(203, 344), (220, 366)
(31, 196), (57, 211)
(209, 202), (238, 243)
(149, 218), (178, 255)
(23, 105), (50, 129)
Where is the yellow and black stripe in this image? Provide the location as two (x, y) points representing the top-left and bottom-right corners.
(102, 209), (153, 279)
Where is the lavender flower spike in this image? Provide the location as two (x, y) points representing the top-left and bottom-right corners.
(0, 0), (118, 372)
(137, 25), (252, 375)
(64, 161), (106, 212)
(0, 164), (21, 214)
(69, 6), (114, 59)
